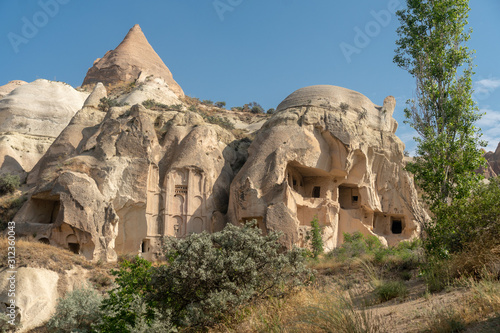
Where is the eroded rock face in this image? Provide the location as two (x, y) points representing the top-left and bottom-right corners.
(0, 80), (88, 177)
(15, 98), (246, 261)
(227, 85), (427, 248)
(484, 143), (500, 177)
(82, 24), (184, 98)
(0, 80), (27, 99)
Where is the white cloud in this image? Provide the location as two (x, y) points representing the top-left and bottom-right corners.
(478, 108), (500, 152)
(474, 78), (500, 99)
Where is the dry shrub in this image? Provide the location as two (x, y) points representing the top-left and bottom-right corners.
(448, 232), (500, 279)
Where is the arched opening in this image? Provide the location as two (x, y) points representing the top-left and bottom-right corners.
(66, 234), (80, 254)
(38, 237), (50, 245)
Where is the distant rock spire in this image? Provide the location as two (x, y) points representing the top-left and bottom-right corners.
(82, 24), (184, 97)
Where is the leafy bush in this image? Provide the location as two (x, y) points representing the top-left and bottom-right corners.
(330, 232), (384, 261)
(0, 312), (17, 333)
(98, 97), (128, 112)
(150, 222), (310, 327)
(214, 101), (226, 108)
(201, 99), (213, 106)
(308, 216), (323, 258)
(373, 280), (408, 303)
(47, 287), (103, 333)
(425, 177), (500, 258)
(267, 108), (276, 115)
(0, 173), (20, 195)
(99, 257), (164, 332)
(203, 115), (235, 130)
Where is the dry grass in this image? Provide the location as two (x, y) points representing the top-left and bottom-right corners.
(211, 285), (386, 333)
(422, 278), (500, 332)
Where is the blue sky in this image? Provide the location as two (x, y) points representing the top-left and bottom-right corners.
(1, 0), (499, 152)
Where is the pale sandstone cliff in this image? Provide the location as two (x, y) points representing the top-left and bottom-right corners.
(0, 80), (88, 178)
(227, 85), (427, 249)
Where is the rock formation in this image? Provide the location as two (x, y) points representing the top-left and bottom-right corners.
(10, 25), (426, 261)
(0, 80), (27, 99)
(227, 85), (426, 248)
(0, 80), (88, 178)
(82, 24), (184, 98)
(484, 142), (500, 177)
(15, 93), (247, 261)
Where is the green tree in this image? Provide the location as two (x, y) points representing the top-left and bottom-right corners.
(394, 0), (485, 213)
(309, 216), (323, 258)
(98, 257), (170, 332)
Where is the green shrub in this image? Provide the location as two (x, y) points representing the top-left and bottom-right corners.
(150, 222), (310, 327)
(330, 232), (384, 261)
(425, 177), (500, 258)
(203, 115), (235, 130)
(373, 280), (408, 302)
(267, 108), (276, 114)
(47, 287), (103, 333)
(308, 216), (323, 258)
(214, 101), (226, 108)
(98, 97), (128, 112)
(0, 311), (18, 333)
(201, 100), (213, 106)
(0, 173), (20, 195)
(99, 257), (162, 332)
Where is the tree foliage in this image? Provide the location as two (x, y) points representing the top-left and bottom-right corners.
(47, 287), (103, 333)
(394, 0), (485, 212)
(308, 216), (323, 258)
(150, 222), (310, 327)
(0, 173), (20, 195)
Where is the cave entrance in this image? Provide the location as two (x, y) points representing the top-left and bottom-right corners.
(66, 234), (80, 254)
(285, 162), (330, 199)
(339, 185), (361, 209)
(141, 239), (150, 253)
(29, 198), (61, 224)
(391, 218), (403, 234)
(38, 238), (50, 245)
(68, 243), (80, 254)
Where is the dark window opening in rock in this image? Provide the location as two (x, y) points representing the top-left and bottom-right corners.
(391, 220), (403, 234)
(38, 238), (50, 245)
(293, 179), (297, 186)
(312, 186), (321, 198)
(68, 243), (80, 254)
(339, 185), (360, 209)
(141, 239), (150, 253)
